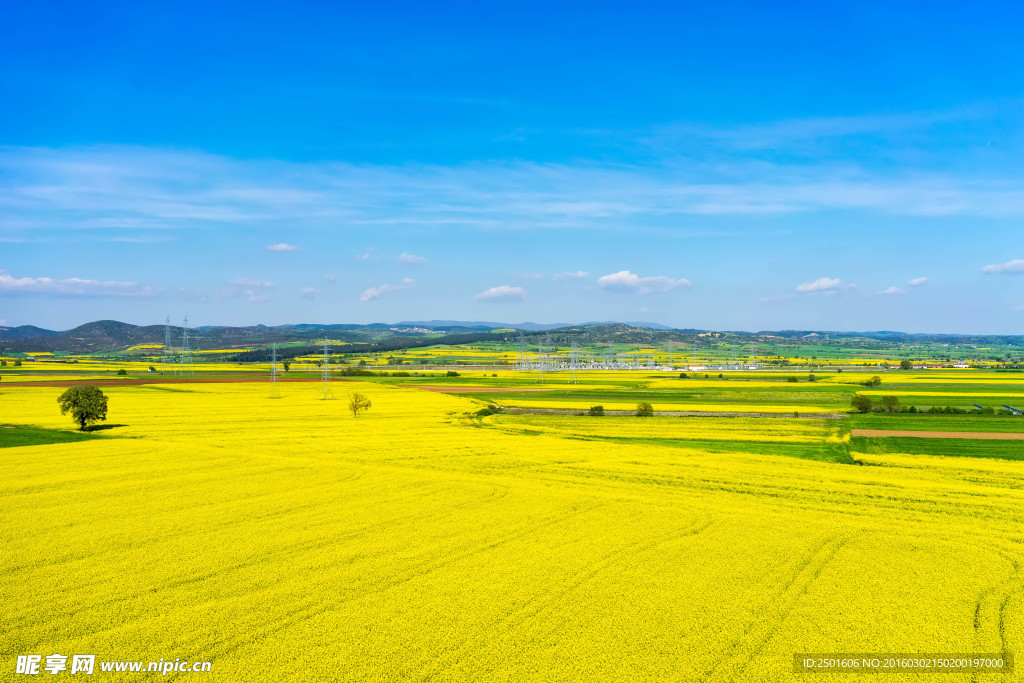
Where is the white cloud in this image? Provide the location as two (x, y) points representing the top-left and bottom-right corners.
(360, 278), (414, 302)
(324, 273), (338, 283)
(299, 287), (319, 301)
(475, 285), (526, 302)
(224, 278), (274, 302)
(796, 277), (841, 293)
(597, 270), (690, 295)
(552, 270), (588, 280)
(878, 286), (905, 295)
(354, 248), (374, 261)
(982, 259), (1024, 274)
(9, 145), (1024, 246)
(397, 252), (427, 264)
(266, 243), (298, 252)
(0, 270), (159, 297)
(907, 277), (929, 286)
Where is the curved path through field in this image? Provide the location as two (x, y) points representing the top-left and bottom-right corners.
(0, 376), (338, 388)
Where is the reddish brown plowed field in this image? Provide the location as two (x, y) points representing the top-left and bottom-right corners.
(852, 429), (1024, 440)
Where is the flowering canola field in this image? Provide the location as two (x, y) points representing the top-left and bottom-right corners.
(2, 380), (1022, 681)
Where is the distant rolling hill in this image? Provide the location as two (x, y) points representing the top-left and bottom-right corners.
(1, 319), (1021, 356)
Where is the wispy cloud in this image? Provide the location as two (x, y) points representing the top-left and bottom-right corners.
(299, 287), (319, 300)
(5, 145), (1024, 244)
(907, 277), (929, 286)
(397, 252), (427, 264)
(354, 248), (374, 261)
(597, 270), (690, 295)
(877, 286), (905, 295)
(324, 273), (338, 283)
(552, 270), (588, 280)
(267, 243), (299, 252)
(223, 278), (274, 302)
(361, 278), (414, 301)
(475, 285), (526, 302)
(0, 270), (159, 297)
(796, 277), (841, 293)
(982, 259), (1024, 274)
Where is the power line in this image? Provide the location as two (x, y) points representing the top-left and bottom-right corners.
(269, 343), (280, 399)
(319, 337), (332, 399)
(180, 316), (194, 376)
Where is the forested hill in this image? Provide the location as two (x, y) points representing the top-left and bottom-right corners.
(1, 319), (1021, 356)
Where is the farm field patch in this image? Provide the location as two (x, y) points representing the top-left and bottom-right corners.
(3, 378), (1024, 680)
(852, 429), (1024, 440)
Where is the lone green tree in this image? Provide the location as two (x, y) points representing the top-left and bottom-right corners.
(57, 385), (108, 430)
(635, 402), (654, 417)
(349, 392), (372, 418)
(851, 394), (873, 413)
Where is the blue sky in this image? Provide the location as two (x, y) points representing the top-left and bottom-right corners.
(2, 1), (1023, 332)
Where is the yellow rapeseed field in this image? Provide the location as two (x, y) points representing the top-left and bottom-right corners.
(495, 397), (838, 414)
(485, 414), (837, 444)
(2, 380), (1022, 681)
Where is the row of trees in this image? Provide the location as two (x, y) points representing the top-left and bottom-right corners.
(588, 403), (653, 417)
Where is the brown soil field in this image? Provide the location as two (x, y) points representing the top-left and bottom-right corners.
(852, 429), (1024, 440)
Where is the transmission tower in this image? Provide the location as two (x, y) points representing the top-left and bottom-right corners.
(269, 343), (280, 398)
(536, 338), (545, 383)
(180, 316), (194, 375)
(163, 316), (174, 375)
(568, 339), (579, 384)
(319, 337), (332, 399)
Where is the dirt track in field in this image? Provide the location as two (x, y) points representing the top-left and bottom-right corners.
(0, 376), (341, 388)
(852, 429), (1024, 440)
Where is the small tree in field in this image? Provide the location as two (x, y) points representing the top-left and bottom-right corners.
(588, 405), (605, 416)
(851, 394), (873, 413)
(349, 392), (372, 417)
(57, 385), (108, 430)
(635, 402), (653, 417)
